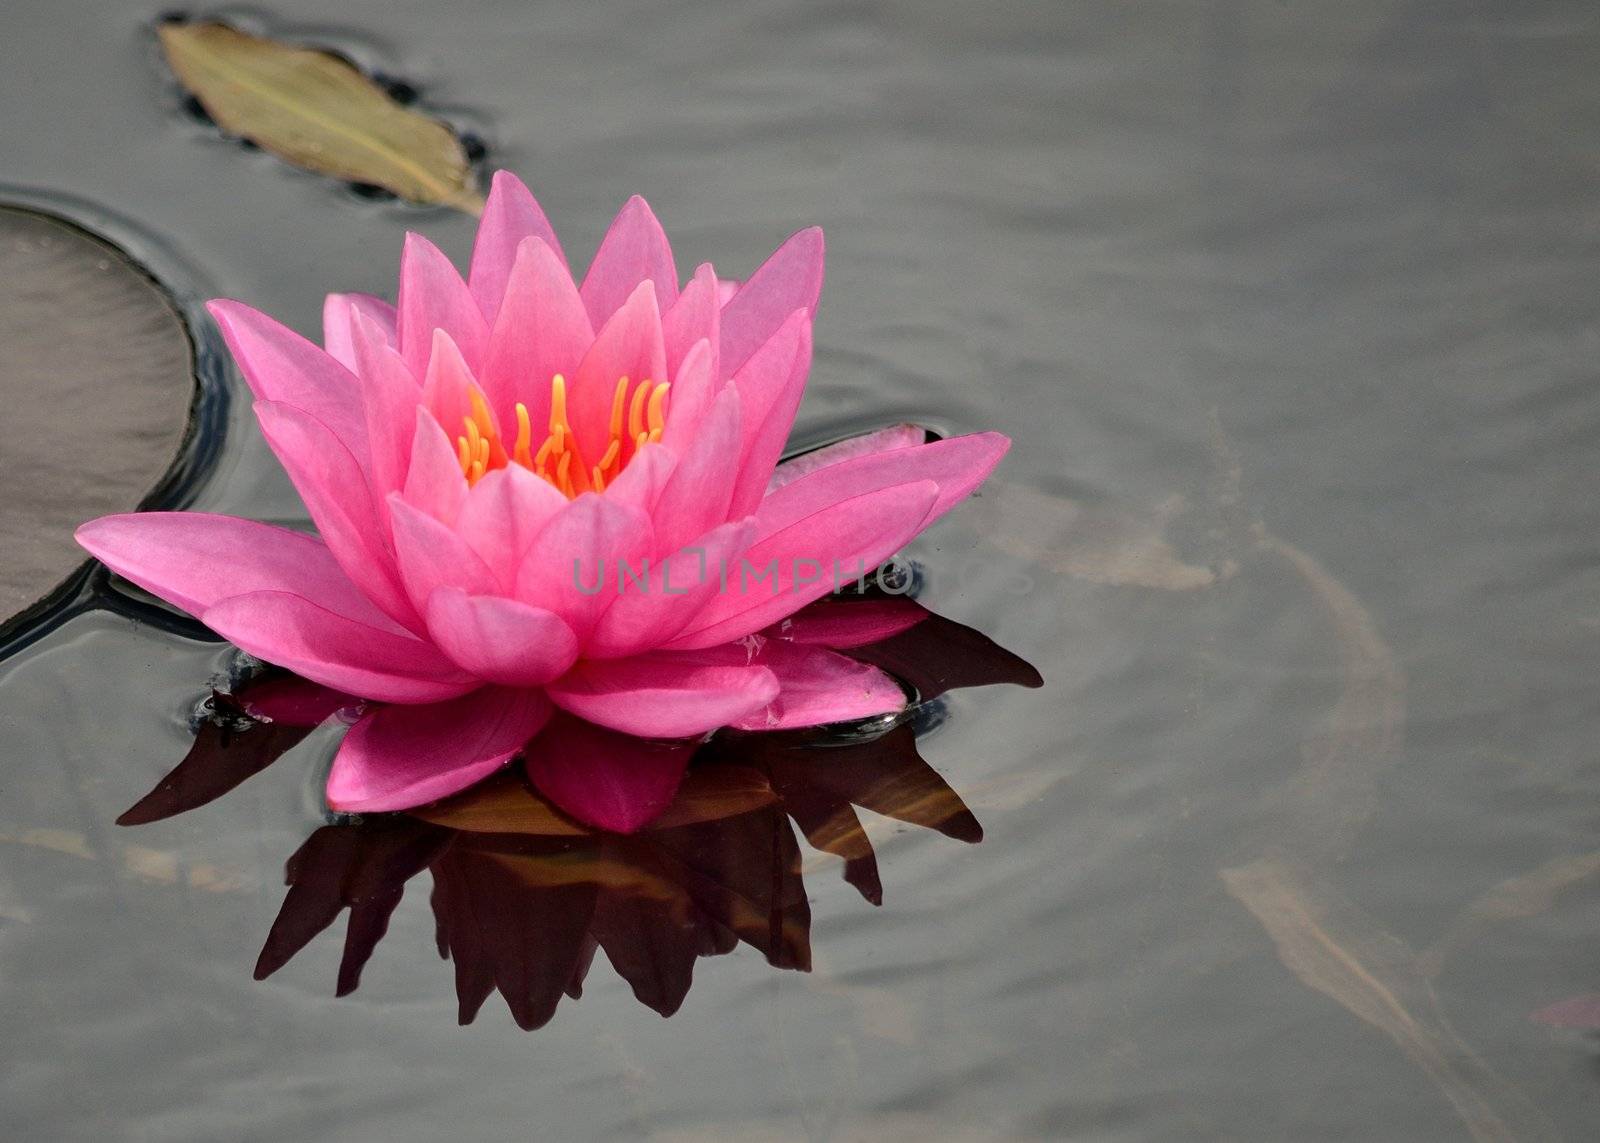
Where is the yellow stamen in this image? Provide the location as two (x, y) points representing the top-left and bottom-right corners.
(627, 382), (650, 442)
(549, 375), (568, 434)
(513, 402), (532, 468)
(646, 383), (669, 435)
(608, 376), (630, 442)
(556, 451), (574, 498)
(451, 371), (669, 498)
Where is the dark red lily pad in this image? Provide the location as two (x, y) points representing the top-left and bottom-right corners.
(0, 206), (195, 634)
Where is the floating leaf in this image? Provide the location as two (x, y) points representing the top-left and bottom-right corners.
(0, 206), (195, 638)
(157, 21), (483, 212)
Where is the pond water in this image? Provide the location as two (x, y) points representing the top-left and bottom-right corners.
(3, 1), (1600, 1139)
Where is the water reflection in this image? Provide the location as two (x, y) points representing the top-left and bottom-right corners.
(117, 592), (1040, 1028)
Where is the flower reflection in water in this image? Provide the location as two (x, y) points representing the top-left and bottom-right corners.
(119, 592), (1039, 1028)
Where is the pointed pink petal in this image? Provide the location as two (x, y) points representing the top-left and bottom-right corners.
(418, 329), (482, 451)
(766, 596), (929, 647)
(401, 407), (469, 525)
(469, 171), (567, 319)
(425, 588), (580, 686)
(348, 309), (423, 502)
(254, 402), (418, 630)
(769, 425), (927, 492)
(720, 227), (823, 375)
(569, 281), (667, 455)
(480, 236), (592, 421)
(728, 641), (905, 731)
(659, 338), (716, 450)
(208, 300), (369, 462)
(665, 480), (939, 650)
(651, 383), (742, 554)
(600, 442), (675, 518)
(322, 292), (396, 371)
(585, 517), (757, 660)
(523, 713), (694, 833)
(661, 262), (720, 382)
(387, 494), (499, 612)
(727, 309), (812, 517)
(203, 591), (476, 703)
(327, 686), (551, 811)
(755, 432), (1010, 543)
(455, 463), (568, 590)
(397, 233), (489, 378)
(579, 195), (678, 328)
(514, 494), (653, 639)
(546, 655), (778, 738)
(76, 512), (398, 628)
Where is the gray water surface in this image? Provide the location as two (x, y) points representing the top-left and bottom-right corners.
(2, 2), (1599, 1139)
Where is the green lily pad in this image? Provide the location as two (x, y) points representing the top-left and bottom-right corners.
(0, 206), (196, 635)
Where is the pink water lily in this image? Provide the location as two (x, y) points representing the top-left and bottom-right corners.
(77, 171), (1007, 828)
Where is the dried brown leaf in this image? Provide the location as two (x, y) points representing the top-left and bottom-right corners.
(159, 22), (483, 211)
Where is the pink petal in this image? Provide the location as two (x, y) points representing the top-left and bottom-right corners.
(322, 292), (396, 372)
(425, 588), (580, 686)
(76, 512), (398, 629)
(401, 407), (469, 525)
(568, 281), (667, 456)
(387, 494), (499, 612)
(651, 383), (742, 555)
(327, 686), (551, 811)
(203, 591), (477, 704)
(728, 641), (905, 731)
(579, 195), (678, 329)
(727, 309), (813, 517)
(418, 328), (481, 443)
(720, 227), (824, 375)
(661, 262), (720, 382)
(240, 677), (364, 726)
(469, 171), (567, 319)
(665, 479), (940, 650)
(208, 300), (369, 462)
(754, 432), (1010, 544)
(514, 494), (653, 639)
(584, 517), (758, 660)
(479, 236), (593, 423)
(600, 442), (675, 518)
(766, 596), (929, 648)
(397, 232), (489, 378)
(348, 309), (423, 502)
(659, 337), (717, 450)
(546, 654), (778, 738)
(768, 425), (927, 492)
(523, 713), (695, 833)
(255, 401), (419, 631)
(455, 463), (568, 591)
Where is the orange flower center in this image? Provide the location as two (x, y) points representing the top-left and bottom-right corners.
(455, 374), (670, 497)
